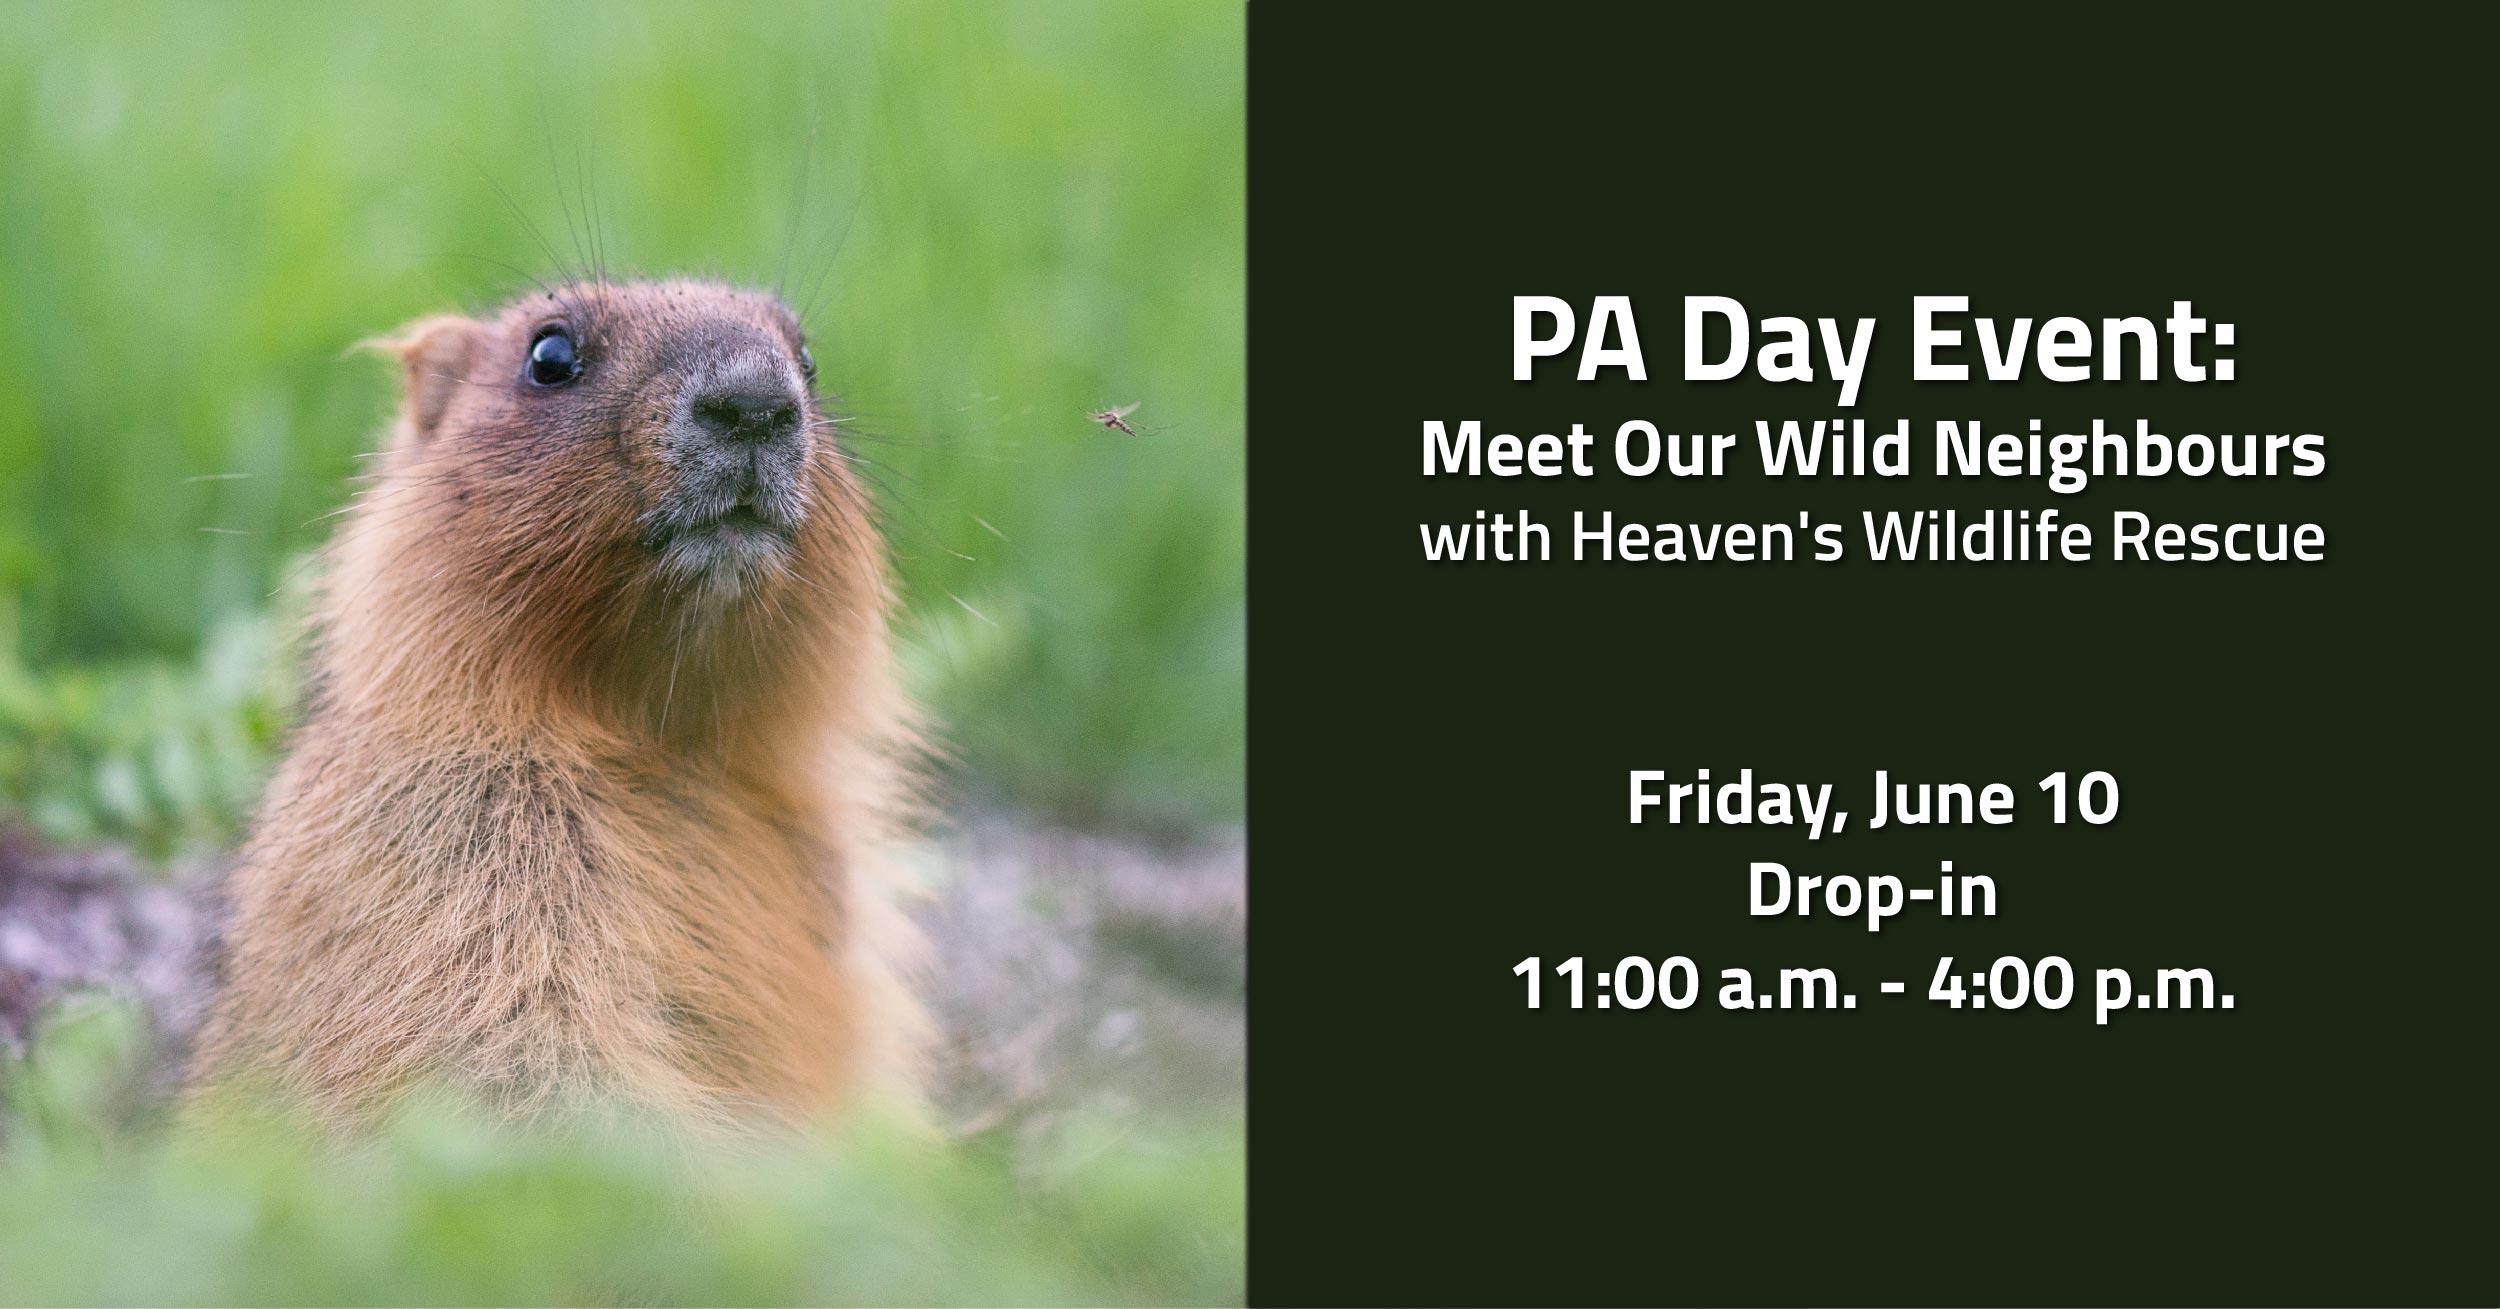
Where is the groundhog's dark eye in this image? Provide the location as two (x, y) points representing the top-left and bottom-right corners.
(526, 326), (582, 387)
(798, 344), (817, 382)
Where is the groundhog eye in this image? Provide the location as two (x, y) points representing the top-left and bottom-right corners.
(526, 326), (582, 387)
(798, 344), (816, 381)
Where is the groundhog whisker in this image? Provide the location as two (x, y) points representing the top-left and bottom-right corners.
(308, 475), (465, 527)
(806, 418), (917, 450)
(580, 149), (610, 289)
(659, 629), (686, 735)
(410, 367), (542, 394)
(822, 454), (984, 568)
(309, 481), (474, 536)
(774, 122), (820, 304)
(463, 154), (600, 332)
(808, 421), (934, 455)
(792, 183), (869, 328)
(439, 252), (577, 324)
(533, 104), (595, 290)
(779, 568), (868, 628)
(945, 591), (999, 630)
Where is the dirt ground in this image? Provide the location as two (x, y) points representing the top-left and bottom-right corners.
(0, 818), (1244, 1133)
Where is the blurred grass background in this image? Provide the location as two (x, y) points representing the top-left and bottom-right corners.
(0, 999), (1243, 1306)
(0, 2), (1245, 1302)
(1, 0), (1246, 848)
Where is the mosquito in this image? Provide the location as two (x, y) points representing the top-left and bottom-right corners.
(1087, 402), (1144, 436)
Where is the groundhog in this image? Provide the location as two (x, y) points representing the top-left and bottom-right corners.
(191, 280), (923, 1131)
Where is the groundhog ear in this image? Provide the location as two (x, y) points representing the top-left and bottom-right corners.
(364, 315), (478, 440)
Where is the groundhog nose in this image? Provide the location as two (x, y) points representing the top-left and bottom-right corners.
(689, 380), (802, 446)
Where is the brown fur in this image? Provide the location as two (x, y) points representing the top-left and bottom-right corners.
(191, 280), (923, 1132)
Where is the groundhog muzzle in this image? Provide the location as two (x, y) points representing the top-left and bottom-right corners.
(191, 279), (924, 1130)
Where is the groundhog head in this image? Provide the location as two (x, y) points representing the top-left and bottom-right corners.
(381, 279), (859, 598)
(347, 280), (886, 722)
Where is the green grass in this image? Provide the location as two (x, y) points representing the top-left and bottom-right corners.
(1, 1001), (1244, 1306)
(0, 0), (1245, 836)
(1, 600), (294, 856)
